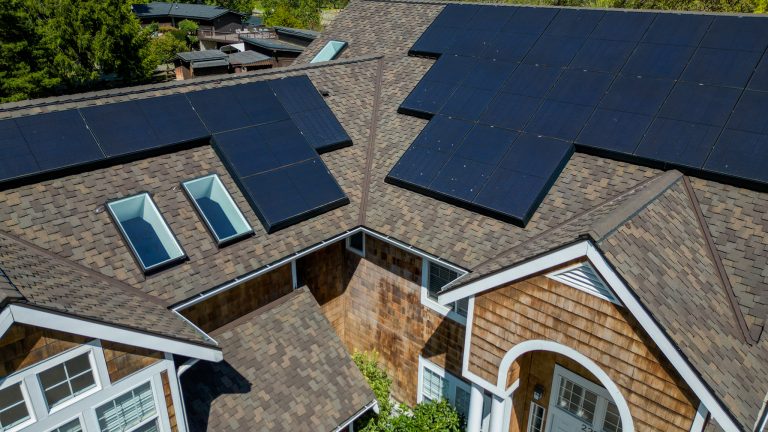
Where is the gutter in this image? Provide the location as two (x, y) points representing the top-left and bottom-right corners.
(333, 399), (379, 432)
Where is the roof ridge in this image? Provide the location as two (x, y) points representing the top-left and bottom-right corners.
(586, 170), (683, 242)
(359, 58), (385, 225)
(682, 176), (758, 345)
(467, 170), (675, 274)
(0, 229), (171, 309)
(0, 54), (383, 115)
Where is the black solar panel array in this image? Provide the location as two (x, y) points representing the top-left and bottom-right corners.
(392, 4), (768, 225)
(0, 75), (352, 233)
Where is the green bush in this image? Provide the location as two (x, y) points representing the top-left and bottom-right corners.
(352, 351), (462, 432)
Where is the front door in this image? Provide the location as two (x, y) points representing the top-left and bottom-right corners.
(545, 365), (622, 432)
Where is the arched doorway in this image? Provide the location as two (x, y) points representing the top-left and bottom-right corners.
(496, 340), (634, 432)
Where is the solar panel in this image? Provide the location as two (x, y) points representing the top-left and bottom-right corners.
(0, 119), (39, 181)
(634, 118), (720, 168)
(544, 8), (604, 37)
(186, 86), (251, 133)
(569, 39), (635, 73)
(410, 25), (458, 57)
(681, 48), (762, 87)
(240, 157), (348, 233)
(525, 101), (594, 141)
(212, 120), (316, 178)
(642, 14), (711, 46)
(727, 91), (768, 135)
(269, 75), (326, 114)
(705, 129), (768, 184)
(590, 11), (655, 42)
(234, 82), (290, 126)
(396, 2), (768, 226)
(136, 95), (209, 148)
(15, 110), (103, 171)
(576, 109), (651, 154)
(622, 43), (695, 79)
(658, 82), (741, 127)
(291, 106), (352, 152)
(523, 35), (585, 67)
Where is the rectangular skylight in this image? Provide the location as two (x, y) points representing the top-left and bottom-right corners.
(310, 40), (347, 63)
(107, 193), (185, 273)
(182, 174), (253, 245)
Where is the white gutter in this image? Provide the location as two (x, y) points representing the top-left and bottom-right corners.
(333, 399), (379, 432)
(176, 358), (200, 432)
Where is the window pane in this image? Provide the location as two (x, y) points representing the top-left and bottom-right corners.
(454, 298), (469, 317)
(50, 418), (83, 432)
(66, 354), (92, 376)
(422, 368), (446, 402)
(44, 383), (72, 408)
(557, 377), (596, 423)
(39, 364), (67, 389)
(133, 419), (159, 432)
(0, 386), (29, 431)
(69, 373), (96, 395)
(528, 403), (546, 432)
(454, 385), (471, 425)
(427, 262), (459, 299)
(603, 402), (622, 432)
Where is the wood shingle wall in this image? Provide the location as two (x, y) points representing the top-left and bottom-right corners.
(0, 324), (87, 378)
(469, 272), (699, 431)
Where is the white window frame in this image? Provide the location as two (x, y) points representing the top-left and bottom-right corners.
(46, 414), (84, 432)
(421, 258), (467, 325)
(92, 379), (163, 432)
(0, 381), (36, 432)
(547, 365), (619, 432)
(417, 357), (471, 418)
(527, 402), (546, 432)
(37, 349), (102, 414)
(345, 231), (366, 257)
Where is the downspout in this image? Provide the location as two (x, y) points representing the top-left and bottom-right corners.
(176, 358), (200, 432)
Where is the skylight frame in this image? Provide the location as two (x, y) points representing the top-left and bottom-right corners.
(106, 192), (186, 274)
(182, 173), (254, 246)
(310, 40), (348, 63)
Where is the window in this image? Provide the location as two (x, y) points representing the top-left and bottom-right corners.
(602, 402), (622, 432)
(421, 259), (467, 323)
(49, 418), (83, 432)
(183, 174), (253, 245)
(557, 376), (598, 423)
(346, 232), (365, 256)
(96, 382), (158, 432)
(38, 352), (97, 409)
(527, 403), (546, 432)
(419, 358), (470, 425)
(310, 40), (347, 63)
(107, 193), (185, 272)
(0, 383), (31, 432)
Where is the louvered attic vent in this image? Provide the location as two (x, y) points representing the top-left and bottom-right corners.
(547, 262), (619, 305)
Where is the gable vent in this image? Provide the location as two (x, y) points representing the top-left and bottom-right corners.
(547, 262), (620, 305)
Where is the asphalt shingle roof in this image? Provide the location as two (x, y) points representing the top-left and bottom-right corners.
(1, 0), (768, 429)
(182, 287), (374, 432)
(133, 2), (242, 20)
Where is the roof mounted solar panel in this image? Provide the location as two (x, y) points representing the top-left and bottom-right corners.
(15, 110), (104, 171)
(186, 82), (289, 133)
(700, 16), (768, 52)
(569, 39), (635, 73)
(635, 118), (720, 168)
(523, 35), (586, 67)
(0, 119), (40, 181)
(705, 129), (768, 185)
(240, 157), (348, 233)
(642, 13), (711, 46)
(269, 75), (326, 114)
(576, 109), (652, 155)
(681, 48), (762, 87)
(590, 11), (655, 42)
(544, 8), (604, 37)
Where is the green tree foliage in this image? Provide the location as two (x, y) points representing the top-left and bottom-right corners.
(261, 0), (321, 29)
(352, 351), (462, 432)
(0, 0), (153, 102)
(143, 25), (188, 69)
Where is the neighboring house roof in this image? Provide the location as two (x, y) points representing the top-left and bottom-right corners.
(182, 287), (375, 431)
(274, 26), (320, 41)
(227, 50), (271, 65)
(0, 230), (217, 352)
(132, 2), (245, 20)
(1, 0), (768, 428)
(239, 35), (305, 53)
(176, 50), (228, 62)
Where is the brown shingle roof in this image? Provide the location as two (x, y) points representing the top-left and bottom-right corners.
(182, 287), (375, 431)
(0, 230), (214, 347)
(1, 0), (768, 428)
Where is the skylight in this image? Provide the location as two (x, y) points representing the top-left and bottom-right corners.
(183, 174), (253, 245)
(310, 40), (347, 63)
(107, 193), (185, 273)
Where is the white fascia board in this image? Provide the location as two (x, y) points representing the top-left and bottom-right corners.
(8, 304), (223, 362)
(0, 307), (12, 337)
(585, 244), (741, 432)
(445, 239), (741, 431)
(438, 241), (589, 305)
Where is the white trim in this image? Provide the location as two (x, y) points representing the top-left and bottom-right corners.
(498, 340), (634, 432)
(92, 377), (164, 432)
(38, 346), (103, 414)
(7, 305), (222, 362)
(0, 307), (13, 337)
(417, 356), (471, 419)
(45, 414), (84, 432)
(164, 354), (187, 432)
(546, 262), (621, 305)
(421, 258), (468, 325)
(345, 231), (366, 257)
(689, 403), (708, 432)
(527, 402), (545, 432)
(585, 244), (740, 432)
(0, 380), (36, 432)
(438, 241), (590, 305)
(444, 239), (740, 431)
